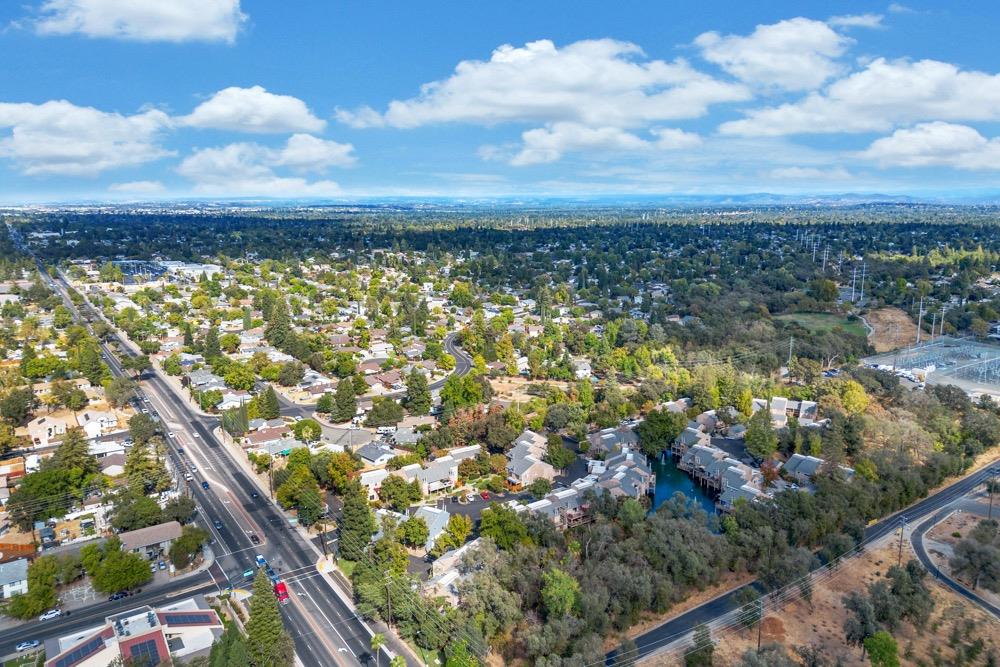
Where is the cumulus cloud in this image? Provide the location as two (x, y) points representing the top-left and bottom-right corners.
(273, 133), (356, 170)
(176, 135), (353, 195)
(32, 0), (246, 43)
(505, 123), (701, 166)
(337, 38), (748, 129)
(721, 58), (1000, 136)
(695, 18), (853, 91)
(0, 100), (172, 176)
(182, 86), (326, 134)
(108, 180), (165, 193)
(827, 13), (883, 28)
(858, 122), (1000, 169)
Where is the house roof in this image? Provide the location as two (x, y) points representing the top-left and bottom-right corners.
(119, 521), (183, 552)
(0, 558), (28, 587)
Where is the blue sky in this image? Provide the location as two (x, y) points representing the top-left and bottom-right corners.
(2, 1), (1000, 201)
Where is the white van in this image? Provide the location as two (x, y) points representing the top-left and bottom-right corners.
(376, 426), (397, 435)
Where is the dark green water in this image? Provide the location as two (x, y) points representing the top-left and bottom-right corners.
(651, 455), (717, 516)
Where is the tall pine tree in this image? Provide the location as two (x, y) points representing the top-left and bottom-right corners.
(245, 569), (294, 667)
(332, 378), (357, 423)
(339, 482), (375, 561)
(260, 386), (280, 420)
(403, 368), (431, 415)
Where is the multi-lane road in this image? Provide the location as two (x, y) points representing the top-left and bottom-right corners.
(9, 244), (405, 667)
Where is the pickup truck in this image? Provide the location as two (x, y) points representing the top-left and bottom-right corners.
(273, 581), (290, 605)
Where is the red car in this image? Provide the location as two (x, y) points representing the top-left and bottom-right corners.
(479, 491), (490, 501)
(273, 581), (290, 605)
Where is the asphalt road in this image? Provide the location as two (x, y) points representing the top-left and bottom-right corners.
(0, 575), (218, 658)
(911, 501), (1000, 618)
(608, 455), (1000, 664)
(35, 261), (395, 667)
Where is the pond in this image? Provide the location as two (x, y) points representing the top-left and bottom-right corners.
(651, 454), (717, 517)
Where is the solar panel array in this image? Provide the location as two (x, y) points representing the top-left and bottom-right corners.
(128, 638), (161, 665)
(53, 636), (105, 667)
(163, 612), (215, 625)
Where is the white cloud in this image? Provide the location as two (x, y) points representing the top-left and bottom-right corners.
(273, 133), (356, 171)
(108, 180), (165, 193)
(183, 86), (325, 134)
(769, 166), (852, 180)
(337, 38), (748, 129)
(858, 122), (1000, 169)
(721, 58), (1000, 136)
(32, 0), (246, 43)
(695, 18), (851, 90)
(506, 123), (701, 166)
(0, 100), (172, 176)
(888, 3), (915, 14)
(827, 13), (883, 28)
(176, 135), (352, 195)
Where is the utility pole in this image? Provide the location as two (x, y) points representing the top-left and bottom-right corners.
(897, 516), (907, 567)
(822, 247), (828, 272)
(756, 597), (764, 652)
(916, 296), (924, 344)
(787, 336), (795, 367)
(851, 266), (857, 302)
(989, 468), (997, 521)
(930, 312), (937, 341)
(859, 262), (867, 304)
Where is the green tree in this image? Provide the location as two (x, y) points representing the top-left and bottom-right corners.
(124, 438), (170, 493)
(371, 633), (385, 667)
(105, 376), (137, 408)
(292, 418), (322, 442)
(331, 378), (357, 423)
(7, 469), (72, 530)
(224, 362), (256, 391)
(479, 505), (527, 550)
(403, 368), (432, 415)
(543, 433), (576, 470)
(445, 640), (479, 667)
(365, 397), (404, 427)
(169, 525), (209, 569)
(203, 327), (221, 359)
(339, 482), (376, 561)
(0, 387), (35, 424)
(162, 495), (197, 524)
(841, 380), (870, 415)
(637, 408), (688, 457)
(528, 478), (552, 498)
(378, 475), (421, 511)
(685, 624), (714, 667)
(260, 385), (281, 420)
(864, 631), (899, 667)
(80, 536), (152, 593)
(277, 361), (305, 387)
(541, 567), (579, 618)
(745, 407), (778, 461)
(316, 392), (334, 414)
(128, 412), (157, 445)
(400, 516), (429, 548)
(245, 569), (294, 667)
(327, 451), (361, 494)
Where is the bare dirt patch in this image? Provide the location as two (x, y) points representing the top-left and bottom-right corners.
(643, 536), (1000, 667)
(865, 307), (919, 353)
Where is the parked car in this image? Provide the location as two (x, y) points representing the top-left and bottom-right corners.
(157, 560), (166, 571)
(15, 640), (40, 652)
(465, 493), (476, 502)
(168, 432), (175, 438)
(108, 591), (129, 601)
(250, 533), (261, 545)
(39, 609), (62, 621)
(480, 491), (491, 501)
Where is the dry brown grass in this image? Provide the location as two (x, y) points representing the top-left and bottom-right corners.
(865, 307), (919, 353)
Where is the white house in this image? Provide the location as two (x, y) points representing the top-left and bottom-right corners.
(0, 558), (28, 599)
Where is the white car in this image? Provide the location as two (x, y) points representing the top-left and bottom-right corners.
(168, 432), (175, 438)
(39, 609), (62, 621)
(16, 640), (40, 652)
(192, 433), (200, 438)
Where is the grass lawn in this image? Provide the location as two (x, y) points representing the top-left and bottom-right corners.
(337, 558), (356, 578)
(776, 312), (867, 338)
(4, 653), (43, 667)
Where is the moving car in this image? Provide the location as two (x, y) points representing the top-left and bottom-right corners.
(202, 481), (210, 490)
(108, 591), (129, 601)
(192, 433), (200, 438)
(242, 568), (255, 578)
(255, 554), (267, 568)
(250, 490), (259, 498)
(250, 533), (261, 545)
(213, 520), (224, 530)
(168, 432), (175, 438)
(15, 640), (40, 652)
(39, 609), (62, 621)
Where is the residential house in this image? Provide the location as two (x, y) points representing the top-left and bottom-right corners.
(26, 415), (70, 448)
(119, 521), (183, 559)
(671, 426), (711, 457)
(412, 506), (450, 552)
(0, 558), (28, 599)
(591, 448), (656, 499)
(216, 390), (251, 411)
(76, 410), (119, 440)
(587, 425), (638, 457)
(355, 443), (397, 468)
(506, 430), (556, 488)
